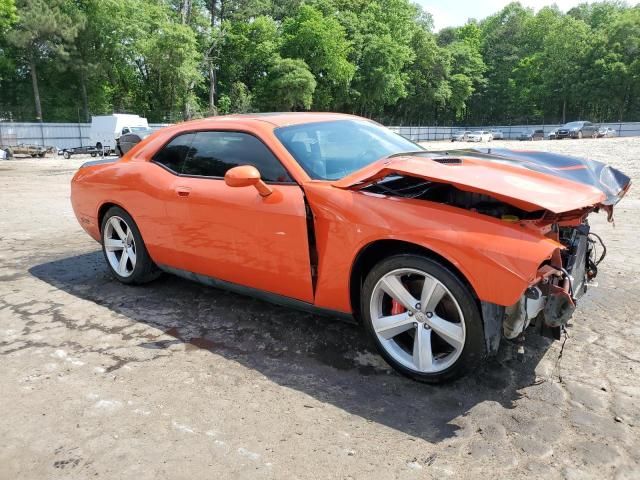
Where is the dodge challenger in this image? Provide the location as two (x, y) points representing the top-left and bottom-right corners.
(70, 113), (631, 383)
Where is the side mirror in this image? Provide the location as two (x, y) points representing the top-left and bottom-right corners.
(224, 165), (272, 197)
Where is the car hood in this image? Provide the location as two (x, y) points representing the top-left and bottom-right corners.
(333, 148), (630, 214)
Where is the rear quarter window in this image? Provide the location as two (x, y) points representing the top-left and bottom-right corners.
(152, 133), (196, 173)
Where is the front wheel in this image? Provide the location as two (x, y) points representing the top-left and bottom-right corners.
(101, 206), (161, 285)
(361, 254), (485, 383)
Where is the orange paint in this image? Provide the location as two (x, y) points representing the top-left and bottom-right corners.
(71, 113), (613, 315)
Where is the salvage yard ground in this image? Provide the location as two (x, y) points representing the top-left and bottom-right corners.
(0, 137), (638, 479)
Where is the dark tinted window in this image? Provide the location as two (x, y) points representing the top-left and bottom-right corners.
(153, 133), (195, 173)
(182, 131), (292, 182)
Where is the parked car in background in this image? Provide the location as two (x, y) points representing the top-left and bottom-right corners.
(70, 112), (631, 383)
(518, 129), (545, 141)
(597, 126), (617, 138)
(117, 126), (154, 156)
(548, 129), (558, 140)
(467, 131), (493, 142)
(451, 130), (472, 142)
(555, 121), (598, 139)
(90, 114), (149, 155)
(490, 129), (504, 139)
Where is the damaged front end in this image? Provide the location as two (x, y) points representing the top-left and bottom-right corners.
(501, 223), (606, 344)
(334, 148), (630, 353)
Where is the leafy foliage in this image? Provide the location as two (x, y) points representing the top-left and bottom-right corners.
(0, 0), (17, 32)
(0, 0), (639, 124)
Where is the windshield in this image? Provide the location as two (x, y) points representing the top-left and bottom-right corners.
(564, 122), (582, 128)
(274, 119), (421, 180)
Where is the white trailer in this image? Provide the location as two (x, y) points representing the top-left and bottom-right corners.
(89, 114), (149, 154)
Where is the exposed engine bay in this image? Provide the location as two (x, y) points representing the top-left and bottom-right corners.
(363, 174), (541, 221)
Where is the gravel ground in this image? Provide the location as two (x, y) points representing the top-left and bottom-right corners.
(0, 138), (638, 479)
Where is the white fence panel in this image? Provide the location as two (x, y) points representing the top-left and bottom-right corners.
(2, 121), (639, 149)
(0, 122), (171, 149)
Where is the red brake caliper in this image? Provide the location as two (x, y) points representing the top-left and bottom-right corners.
(391, 299), (406, 315)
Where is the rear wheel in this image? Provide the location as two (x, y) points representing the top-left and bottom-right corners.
(101, 206), (161, 285)
(361, 254), (485, 383)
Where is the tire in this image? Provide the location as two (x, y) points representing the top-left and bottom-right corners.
(90, 152), (97, 157)
(63, 151), (71, 159)
(577, 131), (583, 139)
(96, 143), (103, 157)
(38, 152), (45, 158)
(100, 206), (161, 285)
(361, 254), (485, 383)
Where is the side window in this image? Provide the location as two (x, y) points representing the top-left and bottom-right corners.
(152, 133), (196, 173)
(182, 131), (292, 182)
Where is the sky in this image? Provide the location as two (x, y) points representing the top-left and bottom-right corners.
(416, 0), (599, 31)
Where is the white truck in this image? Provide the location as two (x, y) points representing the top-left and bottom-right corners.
(89, 114), (150, 155)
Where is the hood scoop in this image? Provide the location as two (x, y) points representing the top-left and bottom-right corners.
(432, 157), (463, 165)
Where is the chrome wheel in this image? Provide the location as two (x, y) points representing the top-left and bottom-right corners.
(103, 215), (136, 277)
(370, 268), (466, 374)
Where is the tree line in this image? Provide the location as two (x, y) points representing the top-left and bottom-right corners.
(0, 0), (638, 125)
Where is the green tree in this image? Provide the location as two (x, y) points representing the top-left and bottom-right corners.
(281, 4), (354, 109)
(228, 81), (253, 113)
(256, 57), (316, 111)
(397, 27), (451, 124)
(0, 0), (17, 31)
(599, 7), (640, 120)
(7, 0), (81, 121)
(478, 2), (533, 122)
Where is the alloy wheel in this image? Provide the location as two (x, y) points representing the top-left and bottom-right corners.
(370, 268), (466, 374)
(103, 216), (137, 277)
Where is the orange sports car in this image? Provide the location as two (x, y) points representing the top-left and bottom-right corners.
(71, 113), (631, 383)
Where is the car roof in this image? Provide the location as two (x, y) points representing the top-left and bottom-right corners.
(173, 112), (361, 129)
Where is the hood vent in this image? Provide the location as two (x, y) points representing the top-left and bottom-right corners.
(432, 157), (463, 165)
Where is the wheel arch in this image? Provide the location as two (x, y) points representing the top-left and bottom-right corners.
(97, 201), (129, 232)
(349, 239), (479, 322)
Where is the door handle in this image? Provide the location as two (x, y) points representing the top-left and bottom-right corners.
(176, 186), (191, 197)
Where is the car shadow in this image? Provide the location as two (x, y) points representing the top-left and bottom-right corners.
(29, 251), (554, 443)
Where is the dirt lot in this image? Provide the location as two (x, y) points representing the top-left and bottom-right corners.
(1, 138), (638, 479)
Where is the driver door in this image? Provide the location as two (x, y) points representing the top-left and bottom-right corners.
(161, 130), (315, 303)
